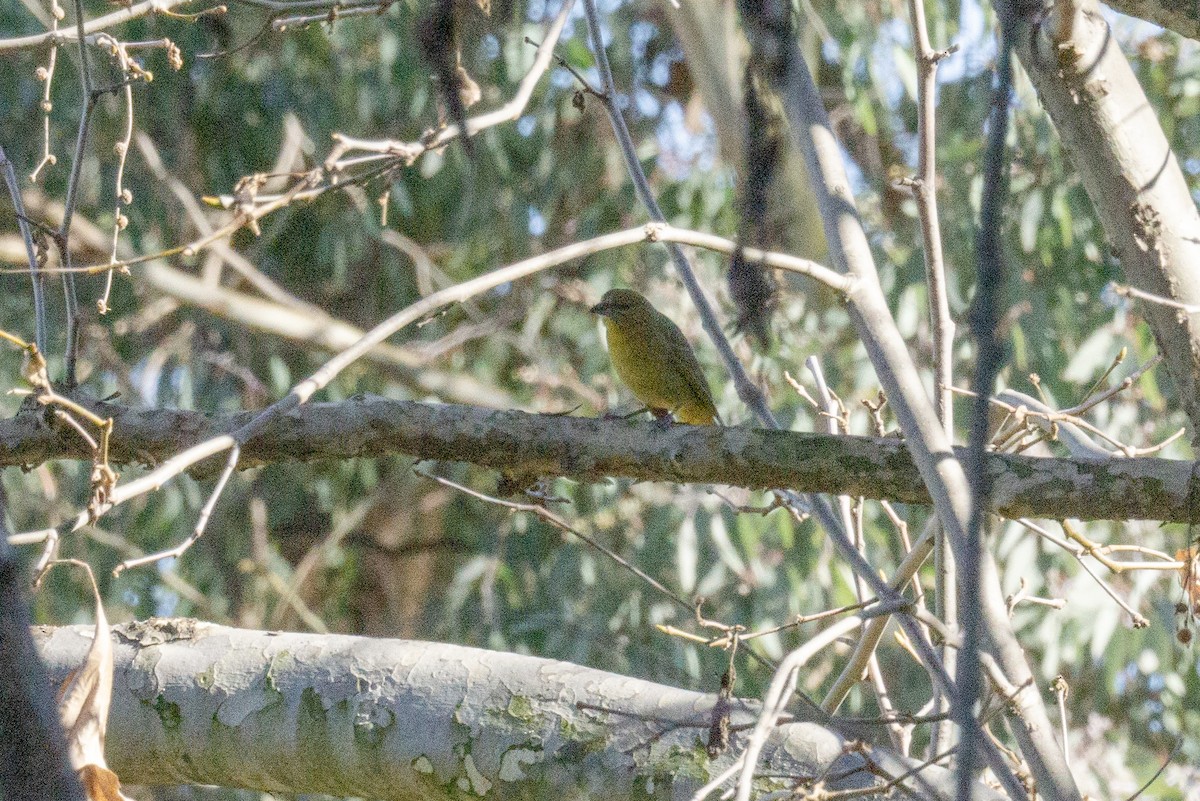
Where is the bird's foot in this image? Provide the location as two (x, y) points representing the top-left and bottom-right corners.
(651, 410), (675, 431)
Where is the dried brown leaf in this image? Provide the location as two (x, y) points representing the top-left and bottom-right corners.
(52, 561), (131, 801)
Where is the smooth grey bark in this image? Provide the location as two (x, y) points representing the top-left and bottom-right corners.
(2, 396), (1195, 522)
(33, 620), (992, 801)
(1104, 0), (1200, 41)
(1013, 0), (1200, 435)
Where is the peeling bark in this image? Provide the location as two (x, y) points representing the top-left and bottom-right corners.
(33, 621), (989, 800)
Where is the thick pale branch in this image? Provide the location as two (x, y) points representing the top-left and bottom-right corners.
(32, 620), (980, 801)
(1102, 0), (1200, 41)
(1013, 0), (1200, 433)
(2, 397), (1195, 523)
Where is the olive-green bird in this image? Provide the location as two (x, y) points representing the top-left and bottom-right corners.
(590, 288), (720, 426)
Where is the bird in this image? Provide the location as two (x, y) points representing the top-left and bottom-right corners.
(590, 288), (720, 426)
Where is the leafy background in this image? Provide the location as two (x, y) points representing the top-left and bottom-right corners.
(0, 0), (1197, 796)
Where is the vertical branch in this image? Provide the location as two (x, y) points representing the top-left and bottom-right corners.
(57, 0), (97, 386)
(907, 0), (955, 434)
(904, 0), (959, 756)
(98, 37), (136, 316)
(959, 17), (1013, 801)
(0, 146), (48, 354)
(30, 0), (64, 183)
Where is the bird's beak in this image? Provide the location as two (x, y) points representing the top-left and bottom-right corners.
(590, 301), (609, 317)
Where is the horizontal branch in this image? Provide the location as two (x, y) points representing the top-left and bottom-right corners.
(4, 397), (1196, 522)
(0, 0), (194, 51)
(33, 620), (979, 800)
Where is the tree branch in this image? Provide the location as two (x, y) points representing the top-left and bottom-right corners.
(1012, 0), (1200, 435)
(2, 396), (1196, 523)
(32, 620), (992, 801)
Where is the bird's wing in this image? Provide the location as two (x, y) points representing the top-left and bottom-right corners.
(660, 314), (718, 421)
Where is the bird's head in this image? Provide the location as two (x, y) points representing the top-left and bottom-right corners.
(590, 288), (655, 324)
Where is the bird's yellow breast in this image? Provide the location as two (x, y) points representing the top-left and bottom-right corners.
(601, 316), (717, 425)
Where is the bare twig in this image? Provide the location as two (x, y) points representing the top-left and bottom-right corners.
(732, 601), (914, 801)
(1017, 519), (1153, 627)
(1050, 675), (1072, 777)
(417, 470), (693, 612)
(1107, 281), (1200, 315)
(320, 0), (576, 165)
(29, 0), (65, 182)
(112, 444), (240, 574)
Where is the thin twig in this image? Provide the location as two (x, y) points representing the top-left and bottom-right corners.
(56, 0), (99, 385)
(904, 0), (959, 757)
(417, 470), (693, 611)
(1051, 675), (1072, 776)
(1017, 519), (1152, 627)
(113, 444), (240, 574)
(731, 601), (913, 801)
(1108, 281), (1200, 315)
(0, 0), (195, 51)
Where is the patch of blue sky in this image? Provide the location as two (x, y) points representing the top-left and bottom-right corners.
(592, 15), (614, 48)
(630, 20), (657, 60)
(529, 206), (548, 237)
(655, 100), (717, 179)
(525, 205), (544, 236)
(893, 130), (920, 172)
(153, 584), (180, 617)
(517, 114), (537, 137)
(129, 360), (160, 406)
(839, 140), (868, 197)
(936, 0), (991, 84)
(635, 87), (660, 117)
(526, 0), (547, 21)
(650, 52), (673, 87)
(550, 67), (578, 90)
(528, 0), (584, 23)
(822, 38), (841, 64)
(1104, 4), (1164, 40)
(871, 18), (911, 109)
(480, 33), (501, 61)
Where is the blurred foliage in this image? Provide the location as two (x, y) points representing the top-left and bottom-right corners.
(1, 0), (1199, 797)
